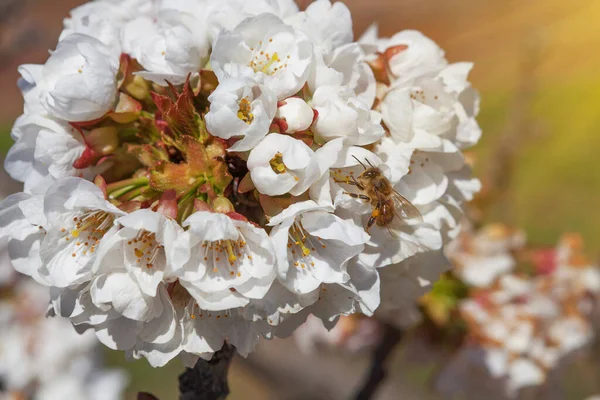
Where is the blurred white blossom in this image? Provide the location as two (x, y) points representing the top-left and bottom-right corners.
(437, 231), (600, 398)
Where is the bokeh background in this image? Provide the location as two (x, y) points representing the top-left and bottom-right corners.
(1, 0), (599, 398)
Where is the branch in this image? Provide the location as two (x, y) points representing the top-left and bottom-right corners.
(178, 344), (235, 400)
(353, 324), (403, 400)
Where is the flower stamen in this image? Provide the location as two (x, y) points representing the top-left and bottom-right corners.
(237, 97), (254, 124)
(129, 231), (162, 268)
(269, 152), (286, 174)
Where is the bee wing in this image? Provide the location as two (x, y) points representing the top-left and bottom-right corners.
(371, 190), (422, 239)
(391, 189), (423, 222)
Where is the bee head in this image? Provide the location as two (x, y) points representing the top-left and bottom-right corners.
(359, 168), (380, 180)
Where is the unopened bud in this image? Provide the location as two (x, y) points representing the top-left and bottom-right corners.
(125, 75), (150, 101)
(211, 196), (235, 214)
(157, 190), (178, 220)
(111, 92), (142, 124)
(383, 44), (409, 66)
(86, 126), (119, 156)
(367, 54), (391, 85)
(275, 98), (314, 133)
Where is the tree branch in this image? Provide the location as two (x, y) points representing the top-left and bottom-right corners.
(353, 324), (403, 400)
(178, 344), (235, 400)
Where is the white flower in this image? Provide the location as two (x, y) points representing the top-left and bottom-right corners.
(374, 65), (481, 243)
(4, 116), (52, 194)
(60, 2), (124, 53)
(268, 200), (369, 294)
(394, 149), (456, 206)
(207, 0), (299, 38)
(246, 133), (320, 196)
(312, 85), (384, 145)
(122, 10), (210, 85)
(71, 279), (179, 366)
(377, 250), (450, 328)
(172, 292), (270, 361)
(278, 260), (381, 331)
(103, 0), (157, 15)
(439, 63), (482, 148)
(357, 218), (442, 269)
(89, 275), (173, 338)
(173, 211), (276, 311)
(309, 43), (377, 108)
(288, 1), (376, 106)
(78, 278), (270, 366)
(211, 13), (314, 99)
(40, 34), (119, 121)
(361, 28), (447, 80)
(17, 64), (45, 116)
(5, 115), (88, 193)
(288, 0), (353, 53)
(381, 76), (457, 144)
(39, 178), (125, 287)
(275, 97), (315, 133)
(205, 78), (277, 152)
(385, 31), (446, 79)
(93, 209), (183, 297)
(242, 280), (319, 326)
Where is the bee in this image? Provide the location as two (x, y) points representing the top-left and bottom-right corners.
(335, 157), (422, 236)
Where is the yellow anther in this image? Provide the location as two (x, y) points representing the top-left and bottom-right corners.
(261, 52), (280, 74)
(269, 152), (286, 174)
(237, 97), (254, 124)
(300, 243), (311, 257)
(225, 240), (237, 263)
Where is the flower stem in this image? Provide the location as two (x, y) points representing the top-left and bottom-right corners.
(119, 187), (144, 202)
(106, 177), (149, 193)
(107, 177), (149, 200)
(178, 178), (205, 206)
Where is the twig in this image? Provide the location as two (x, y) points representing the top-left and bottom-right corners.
(353, 324), (403, 400)
(178, 344), (235, 400)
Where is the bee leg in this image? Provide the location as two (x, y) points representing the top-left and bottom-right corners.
(334, 179), (366, 191)
(365, 207), (380, 233)
(366, 215), (376, 233)
(350, 175), (366, 190)
(344, 192), (370, 201)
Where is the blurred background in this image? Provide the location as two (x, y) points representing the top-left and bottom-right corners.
(1, 0), (599, 398)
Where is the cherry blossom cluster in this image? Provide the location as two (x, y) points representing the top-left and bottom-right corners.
(0, 0), (481, 366)
(436, 230), (600, 398)
(0, 262), (127, 400)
